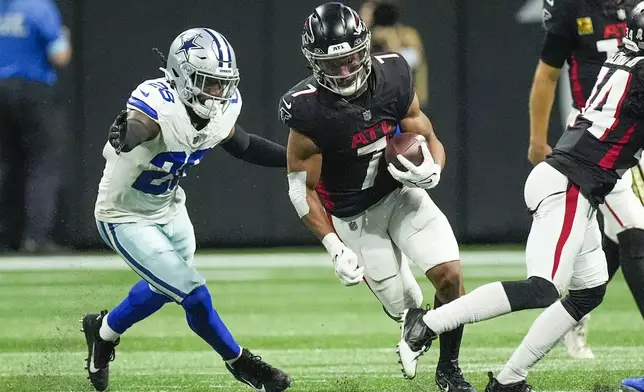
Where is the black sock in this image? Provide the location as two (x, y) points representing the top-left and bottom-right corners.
(603, 234), (621, 282)
(434, 295), (464, 369)
(617, 229), (644, 319)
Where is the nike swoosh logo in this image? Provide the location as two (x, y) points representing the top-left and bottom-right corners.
(139, 89), (150, 97)
(238, 375), (265, 391)
(89, 343), (100, 373)
(282, 98), (291, 109)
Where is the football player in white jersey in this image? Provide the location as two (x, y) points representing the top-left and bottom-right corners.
(82, 28), (291, 392)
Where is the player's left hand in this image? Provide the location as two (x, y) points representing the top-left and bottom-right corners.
(387, 143), (441, 189)
(108, 110), (128, 154)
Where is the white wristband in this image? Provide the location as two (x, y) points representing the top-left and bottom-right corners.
(322, 233), (344, 256)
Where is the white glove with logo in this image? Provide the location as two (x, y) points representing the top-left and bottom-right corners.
(322, 233), (364, 286)
(387, 142), (441, 189)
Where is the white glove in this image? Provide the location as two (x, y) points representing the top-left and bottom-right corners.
(387, 142), (441, 189)
(322, 233), (364, 286)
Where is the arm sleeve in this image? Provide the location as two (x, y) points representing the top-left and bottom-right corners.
(540, 32), (575, 68)
(221, 124), (287, 167)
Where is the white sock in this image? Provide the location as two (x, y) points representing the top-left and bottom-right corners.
(99, 314), (121, 342)
(496, 301), (576, 384)
(422, 282), (512, 334)
(225, 347), (243, 365)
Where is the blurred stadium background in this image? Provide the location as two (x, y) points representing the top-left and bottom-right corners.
(1, 1), (642, 391)
(3, 0), (557, 249)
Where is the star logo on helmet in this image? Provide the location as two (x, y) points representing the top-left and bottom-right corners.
(175, 34), (203, 60)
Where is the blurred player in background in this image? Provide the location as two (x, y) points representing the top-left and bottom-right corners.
(528, 0), (644, 359)
(399, 4), (644, 390)
(0, 0), (71, 252)
(281, 3), (474, 391)
(84, 28), (290, 392)
(359, 1), (429, 108)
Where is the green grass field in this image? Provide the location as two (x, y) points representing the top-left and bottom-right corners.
(0, 250), (642, 392)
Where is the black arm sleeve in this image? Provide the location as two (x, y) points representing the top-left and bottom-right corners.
(540, 33), (574, 68)
(123, 118), (153, 152)
(220, 124), (287, 168)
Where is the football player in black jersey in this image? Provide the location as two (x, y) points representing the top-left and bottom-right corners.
(280, 3), (474, 391)
(528, 0), (644, 359)
(400, 3), (644, 391)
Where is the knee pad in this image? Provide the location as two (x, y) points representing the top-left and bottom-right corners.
(561, 284), (607, 322)
(181, 285), (209, 312)
(502, 276), (560, 311)
(618, 228), (644, 261)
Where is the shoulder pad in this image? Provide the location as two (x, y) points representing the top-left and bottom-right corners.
(126, 78), (177, 121)
(372, 52), (414, 117)
(278, 80), (319, 131)
(542, 0), (577, 38)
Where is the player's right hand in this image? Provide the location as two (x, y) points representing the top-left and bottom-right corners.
(108, 110), (128, 154)
(528, 142), (552, 165)
(332, 246), (364, 286)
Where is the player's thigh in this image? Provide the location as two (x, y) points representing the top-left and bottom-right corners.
(388, 187), (460, 273)
(599, 171), (644, 242)
(524, 162), (593, 294)
(97, 220), (205, 303)
(570, 214), (608, 291)
(161, 207), (196, 265)
(330, 212), (417, 317)
(330, 208), (400, 281)
(631, 160), (644, 205)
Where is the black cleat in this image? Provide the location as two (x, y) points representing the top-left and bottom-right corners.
(225, 348), (291, 391)
(396, 308), (438, 379)
(485, 372), (535, 392)
(81, 310), (119, 391)
(436, 363), (476, 391)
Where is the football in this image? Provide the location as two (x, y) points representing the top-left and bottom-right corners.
(384, 132), (426, 171)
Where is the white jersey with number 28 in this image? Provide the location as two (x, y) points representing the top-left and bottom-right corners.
(95, 77), (242, 224)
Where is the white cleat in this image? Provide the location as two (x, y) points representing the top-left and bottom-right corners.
(563, 313), (595, 359)
(396, 308), (436, 379)
(396, 338), (424, 379)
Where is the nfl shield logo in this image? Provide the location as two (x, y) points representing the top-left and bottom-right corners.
(618, 9), (627, 20)
(363, 110), (372, 121)
(349, 221), (358, 231)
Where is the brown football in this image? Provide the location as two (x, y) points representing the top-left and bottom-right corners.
(384, 133), (425, 172)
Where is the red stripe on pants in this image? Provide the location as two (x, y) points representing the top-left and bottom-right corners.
(605, 201), (625, 228)
(552, 184), (580, 279)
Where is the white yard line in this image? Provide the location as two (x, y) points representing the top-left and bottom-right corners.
(0, 250), (525, 270)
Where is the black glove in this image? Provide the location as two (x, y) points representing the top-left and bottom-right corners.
(108, 110), (128, 154)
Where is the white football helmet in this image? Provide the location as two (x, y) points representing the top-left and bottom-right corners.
(164, 28), (239, 119)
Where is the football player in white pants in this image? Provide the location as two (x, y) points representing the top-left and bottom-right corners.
(282, 4), (475, 391)
(85, 28), (291, 392)
(554, 106), (644, 359)
(528, 0), (644, 358)
(398, 8), (644, 389)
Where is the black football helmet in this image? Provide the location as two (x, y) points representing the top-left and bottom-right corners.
(623, 1), (644, 53)
(301, 2), (371, 97)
